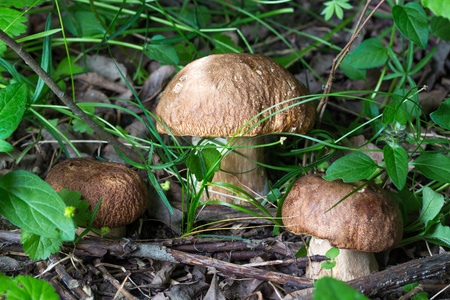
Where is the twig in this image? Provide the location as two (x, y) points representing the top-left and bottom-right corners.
(316, 0), (386, 121)
(49, 254), (92, 300)
(0, 29), (143, 163)
(94, 258), (137, 300)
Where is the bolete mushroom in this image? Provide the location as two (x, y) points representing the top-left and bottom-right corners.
(155, 53), (315, 205)
(45, 158), (148, 236)
(282, 174), (403, 281)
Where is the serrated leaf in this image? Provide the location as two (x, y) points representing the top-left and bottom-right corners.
(418, 187), (444, 228)
(1, 0), (40, 9)
(0, 83), (27, 140)
(0, 170), (75, 241)
(324, 153), (378, 182)
(421, 223), (450, 248)
(0, 7), (28, 37)
(422, 0), (450, 21)
(21, 230), (62, 260)
(73, 106), (94, 134)
(430, 16), (450, 40)
(350, 38), (388, 69)
(0, 139), (13, 152)
(144, 36), (179, 65)
(313, 277), (369, 300)
(412, 153), (450, 183)
(392, 3), (428, 49)
(59, 189), (91, 227)
(6, 275), (59, 300)
(383, 145), (408, 190)
(430, 98), (450, 130)
(340, 54), (366, 80)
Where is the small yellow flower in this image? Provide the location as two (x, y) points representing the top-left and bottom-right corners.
(64, 206), (76, 218)
(161, 180), (170, 191)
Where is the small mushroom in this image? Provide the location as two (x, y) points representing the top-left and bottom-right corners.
(45, 158), (148, 235)
(282, 174), (403, 281)
(155, 53), (315, 205)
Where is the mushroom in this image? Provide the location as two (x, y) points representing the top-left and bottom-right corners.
(282, 174), (403, 281)
(45, 158), (148, 236)
(155, 53), (315, 205)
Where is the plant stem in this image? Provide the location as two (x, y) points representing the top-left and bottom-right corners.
(0, 29), (143, 163)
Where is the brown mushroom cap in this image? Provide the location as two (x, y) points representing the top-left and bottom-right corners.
(282, 174), (403, 252)
(45, 158), (148, 228)
(155, 53), (315, 137)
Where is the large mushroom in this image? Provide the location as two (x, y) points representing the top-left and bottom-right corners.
(45, 158), (148, 236)
(282, 174), (403, 281)
(155, 53), (315, 205)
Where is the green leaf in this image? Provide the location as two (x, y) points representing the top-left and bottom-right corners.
(421, 223), (450, 248)
(382, 90), (413, 125)
(392, 3), (428, 49)
(21, 230), (62, 260)
(0, 170), (75, 241)
(0, 139), (13, 152)
(1, 0), (40, 8)
(0, 7), (28, 37)
(6, 275), (59, 300)
(321, 261), (336, 270)
(0, 83), (27, 140)
(62, 11), (105, 37)
(422, 0), (450, 20)
(383, 145), (408, 190)
(55, 56), (83, 77)
(403, 282), (420, 293)
(313, 277), (369, 300)
(186, 146), (221, 182)
(430, 98), (450, 130)
(59, 189), (91, 227)
(72, 106), (95, 134)
(0, 271), (14, 293)
(339, 54), (366, 80)
(418, 187), (444, 228)
(325, 247), (340, 259)
(144, 36), (179, 65)
(212, 33), (243, 54)
(430, 17), (450, 40)
(295, 245), (307, 258)
(412, 153), (450, 183)
(323, 153), (378, 182)
(350, 38), (389, 69)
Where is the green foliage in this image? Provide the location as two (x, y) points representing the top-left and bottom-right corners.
(59, 189), (91, 227)
(430, 17), (450, 40)
(321, 0), (353, 21)
(339, 54), (366, 80)
(412, 153), (450, 183)
(0, 83), (27, 151)
(144, 36), (180, 65)
(350, 38), (388, 69)
(430, 98), (450, 129)
(321, 247), (340, 270)
(0, 272), (59, 300)
(73, 106), (95, 134)
(323, 153), (378, 182)
(383, 145), (408, 190)
(186, 146), (221, 182)
(313, 277), (369, 300)
(62, 11), (106, 37)
(21, 230), (63, 260)
(392, 3), (428, 49)
(0, 170), (75, 241)
(0, 6), (28, 54)
(422, 0), (450, 20)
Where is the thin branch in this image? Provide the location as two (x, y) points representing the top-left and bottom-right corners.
(0, 29), (143, 163)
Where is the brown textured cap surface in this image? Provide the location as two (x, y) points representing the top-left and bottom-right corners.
(45, 158), (148, 228)
(155, 53), (315, 137)
(282, 174), (403, 252)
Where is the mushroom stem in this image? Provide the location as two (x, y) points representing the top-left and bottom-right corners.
(306, 237), (379, 281)
(193, 136), (268, 206)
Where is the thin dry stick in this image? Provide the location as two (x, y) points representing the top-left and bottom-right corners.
(94, 259), (137, 300)
(316, 0), (386, 120)
(0, 29), (143, 163)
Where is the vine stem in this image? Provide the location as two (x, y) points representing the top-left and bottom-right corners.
(316, 0), (386, 121)
(0, 29), (144, 164)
